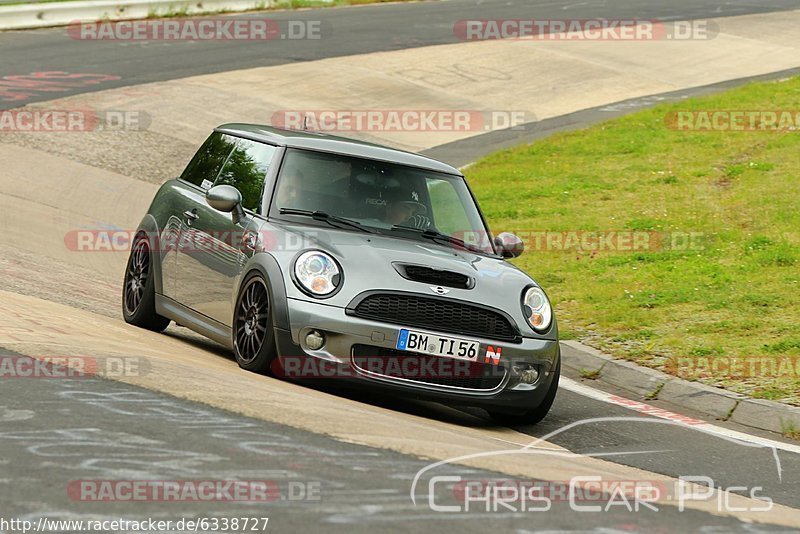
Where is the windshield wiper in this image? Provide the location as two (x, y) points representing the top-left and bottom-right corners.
(390, 225), (486, 254)
(279, 208), (374, 234)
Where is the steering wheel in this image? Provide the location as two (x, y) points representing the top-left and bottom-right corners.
(405, 214), (432, 230)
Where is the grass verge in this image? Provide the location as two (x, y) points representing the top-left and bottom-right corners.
(143, 0), (420, 18)
(466, 76), (800, 405)
(2, 0), (418, 11)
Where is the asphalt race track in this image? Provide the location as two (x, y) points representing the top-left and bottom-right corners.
(2, 0), (800, 531)
(1, 0), (800, 109)
(2, 347), (798, 532)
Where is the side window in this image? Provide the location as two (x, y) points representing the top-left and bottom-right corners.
(427, 178), (471, 235)
(180, 132), (235, 188)
(214, 137), (277, 211)
(273, 149), (352, 214)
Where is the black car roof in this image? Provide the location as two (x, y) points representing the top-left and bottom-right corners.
(215, 123), (463, 176)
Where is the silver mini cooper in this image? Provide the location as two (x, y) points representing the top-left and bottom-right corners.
(123, 124), (560, 424)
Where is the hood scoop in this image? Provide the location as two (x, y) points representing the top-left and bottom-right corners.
(393, 263), (475, 290)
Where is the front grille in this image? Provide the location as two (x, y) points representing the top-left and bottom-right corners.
(399, 264), (472, 289)
(350, 293), (519, 342)
(351, 345), (506, 391)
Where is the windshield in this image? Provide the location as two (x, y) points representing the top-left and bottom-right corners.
(270, 148), (495, 254)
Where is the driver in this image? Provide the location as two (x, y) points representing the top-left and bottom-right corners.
(385, 188), (430, 228)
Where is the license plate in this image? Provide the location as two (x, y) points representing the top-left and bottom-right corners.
(396, 328), (480, 361)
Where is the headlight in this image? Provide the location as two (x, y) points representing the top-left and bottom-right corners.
(293, 251), (341, 297)
(522, 286), (552, 332)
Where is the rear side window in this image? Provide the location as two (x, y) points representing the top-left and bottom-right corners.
(214, 137), (277, 211)
(180, 132), (235, 188)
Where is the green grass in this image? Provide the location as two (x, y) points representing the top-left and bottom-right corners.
(146, 0), (419, 17)
(2, 0), (418, 12)
(465, 76), (800, 405)
(579, 368), (601, 380)
(0, 0), (86, 4)
(782, 420), (800, 442)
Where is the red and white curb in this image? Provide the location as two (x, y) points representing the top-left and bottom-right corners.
(561, 377), (800, 455)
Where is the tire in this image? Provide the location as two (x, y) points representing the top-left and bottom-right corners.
(232, 272), (278, 374)
(488, 358), (560, 426)
(122, 234), (171, 332)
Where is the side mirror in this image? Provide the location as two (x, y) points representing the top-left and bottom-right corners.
(494, 232), (524, 258)
(206, 185), (245, 223)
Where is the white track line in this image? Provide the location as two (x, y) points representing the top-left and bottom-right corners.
(560, 377), (800, 455)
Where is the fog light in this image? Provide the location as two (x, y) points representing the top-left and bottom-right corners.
(306, 330), (325, 350)
(513, 363), (540, 385)
(521, 368), (540, 384)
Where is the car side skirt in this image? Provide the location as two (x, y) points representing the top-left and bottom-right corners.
(155, 293), (233, 349)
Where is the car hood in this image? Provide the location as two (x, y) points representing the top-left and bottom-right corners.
(261, 221), (550, 338)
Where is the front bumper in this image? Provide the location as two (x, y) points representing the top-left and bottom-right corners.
(274, 297), (560, 412)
